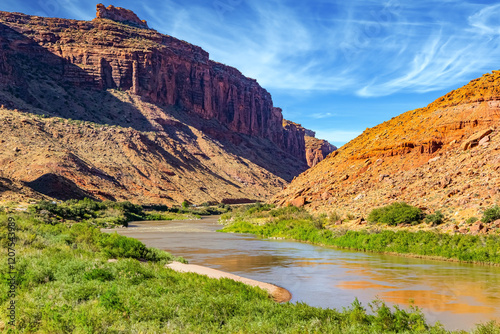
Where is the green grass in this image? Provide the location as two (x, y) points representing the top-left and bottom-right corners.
(0, 211), (478, 333)
(221, 205), (500, 265)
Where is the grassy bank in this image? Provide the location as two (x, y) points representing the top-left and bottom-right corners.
(21, 198), (230, 229)
(3, 210), (496, 332)
(220, 205), (500, 265)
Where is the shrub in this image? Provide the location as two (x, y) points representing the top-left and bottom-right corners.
(368, 202), (423, 226)
(99, 286), (124, 311)
(28, 199), (144, 227)
(181, 200), (190, 209)
(482, 205), (500, 224)
(312, 219), (324, 230)
(329, 211), (342, 222)
(269, 206), (311, 220)
(83, 268), (114, 282)
(424, 211), (445, 225)
(466, 217), (479, 224)
(99, 233), (148, 260)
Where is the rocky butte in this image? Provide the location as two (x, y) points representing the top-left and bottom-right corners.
(0, 5), (331, 205)
(275, 70), (500, 225)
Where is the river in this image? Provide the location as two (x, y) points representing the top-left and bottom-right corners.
(108, 216), (500, 331)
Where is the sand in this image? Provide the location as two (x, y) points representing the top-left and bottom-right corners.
(166, 262), (292, 303)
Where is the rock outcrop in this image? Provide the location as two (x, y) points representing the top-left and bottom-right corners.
(282, 120), (306, 163)
(275, 71), (500, 223)
(304, 133), (337, 168)
(95, 4), (148, 28)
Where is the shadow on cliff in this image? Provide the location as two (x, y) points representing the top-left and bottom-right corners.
(0, 22), (306, 183)
(25, 173), (99, 201)
(0, 23), (154, 131)
(163, 108), (308, 182)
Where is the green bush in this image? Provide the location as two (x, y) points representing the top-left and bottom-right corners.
(28, 198), (146, 227)
(482, 205), (500, 224)
(424, 211), (445, 225)
(368, 202), (423, 226)
(83, 268), (114, 282)
(246, 202), (274, 215)
(466, 217), (479, 224)
(269, 206), (312, 220)
(99, 233), (148, 260)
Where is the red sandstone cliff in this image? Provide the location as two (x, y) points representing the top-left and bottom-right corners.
(0, 6), (303, 162)
(304, 132), (337, 168)
(0, 6), (313, 204)
(282, 120), (306, 163)
(96, 3), (148, 28)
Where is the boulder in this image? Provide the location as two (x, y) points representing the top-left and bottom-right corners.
(461, 129), (493, 150)
(290, 196), (306, 207)
(469, 222), (484, 234)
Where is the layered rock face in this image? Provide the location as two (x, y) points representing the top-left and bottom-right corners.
(0, 6), (311, 204)
(0, 7), (297, 160)
(282, 120), (306, 163)
(304, 134), (337, 168)
(275, 71), (500, 223)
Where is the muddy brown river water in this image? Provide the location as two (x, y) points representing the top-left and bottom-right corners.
(107, 216), (500, 331)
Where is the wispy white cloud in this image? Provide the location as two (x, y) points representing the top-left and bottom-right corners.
(468, 4), (500, 35)
(142, 0), (500, 97)
(310, 112), (336, 119)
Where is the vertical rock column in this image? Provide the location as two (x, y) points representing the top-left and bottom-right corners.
(132, 60), (139, 95)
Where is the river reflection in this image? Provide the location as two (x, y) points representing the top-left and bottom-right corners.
(106, 216), (500, 331)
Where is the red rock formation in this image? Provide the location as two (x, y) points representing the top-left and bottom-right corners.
(0, 7), (315, 204)
(282, 120), (306, 163)
(305, 134), (337, 167)
(95, 4), (148, 28)
(0, 9), (308, 163)
(274, 71), (500, 222)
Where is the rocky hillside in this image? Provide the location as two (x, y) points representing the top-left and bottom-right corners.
(0, 5), (310, 204)
(275, 71), (500, 223)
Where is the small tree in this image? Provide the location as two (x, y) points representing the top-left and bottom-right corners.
(424, 211), (445, 225)
(482, 205), (500, 224)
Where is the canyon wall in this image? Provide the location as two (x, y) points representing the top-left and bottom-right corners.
(0, 8), (303, 161)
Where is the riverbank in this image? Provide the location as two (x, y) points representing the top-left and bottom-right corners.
(220, 205), (500, 266)
(114, 216), (500, 332)
(167, 261), (292, 303)
(2, 210), (467, 333)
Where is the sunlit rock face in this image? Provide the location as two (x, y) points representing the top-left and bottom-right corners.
(275, 71), (500, 223)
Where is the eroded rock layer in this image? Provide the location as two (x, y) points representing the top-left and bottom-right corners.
(304, 132), (337, 168)
(0, 8), (306, 162)
(275, 71), (500, 223)
(0, 7), (310, 204)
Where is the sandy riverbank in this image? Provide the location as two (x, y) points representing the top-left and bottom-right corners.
(167, 261), (292, 303)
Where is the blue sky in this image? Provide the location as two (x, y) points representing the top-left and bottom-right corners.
(3, 0), (500, 146)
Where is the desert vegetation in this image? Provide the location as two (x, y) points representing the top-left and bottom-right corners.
(26, 198), (229, 228)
